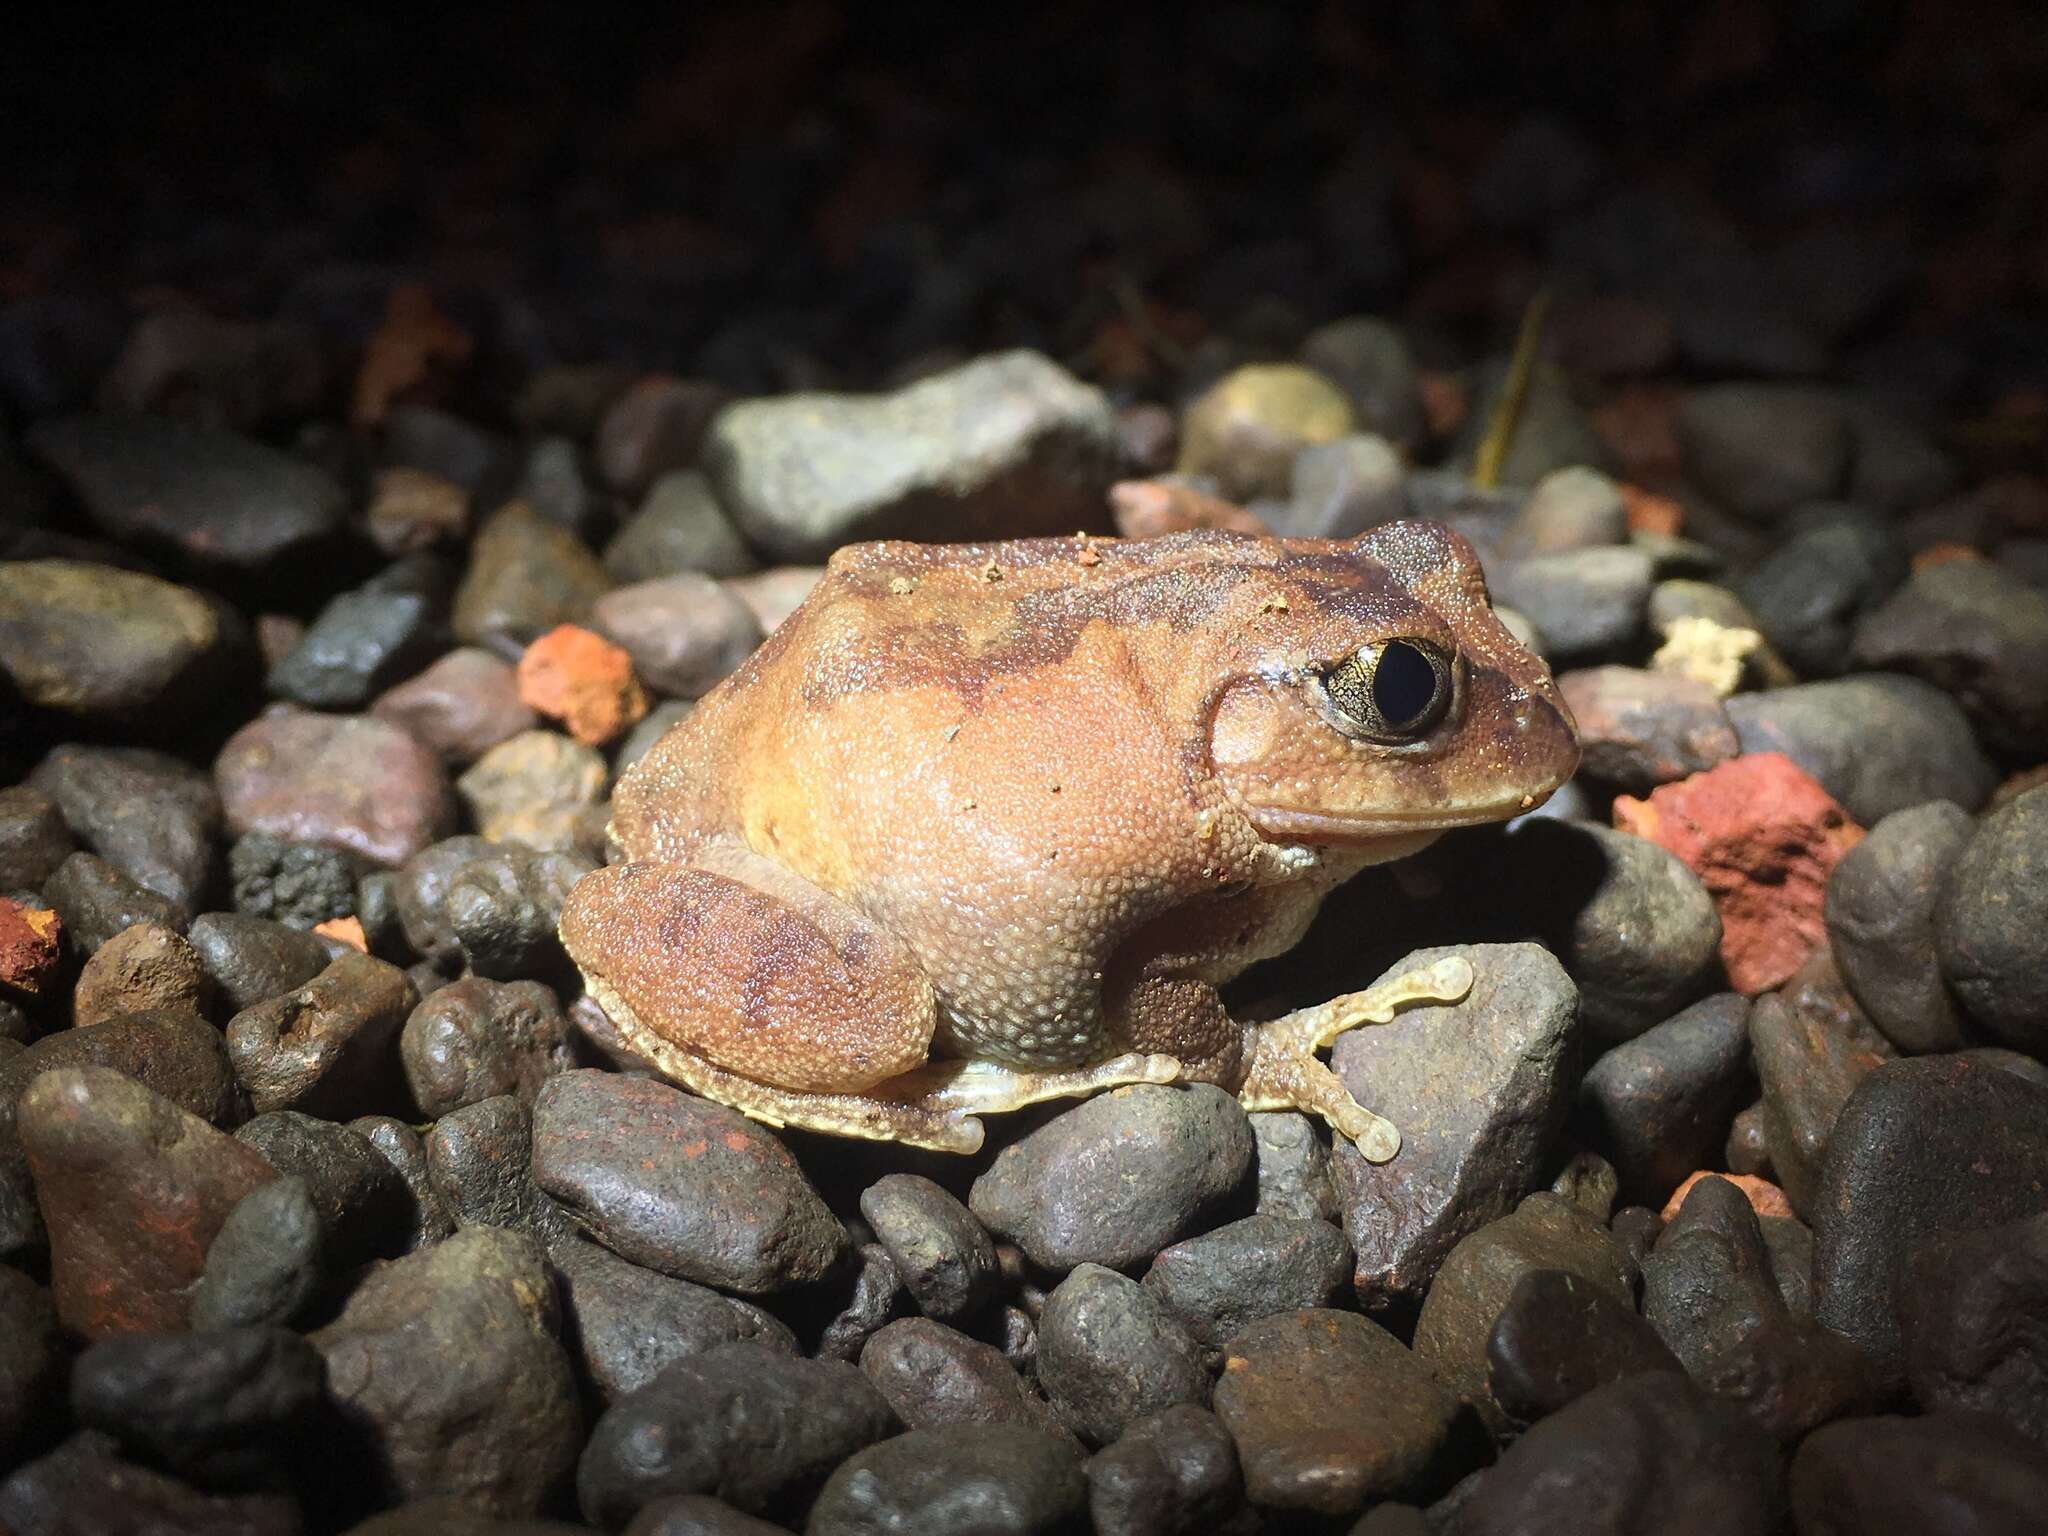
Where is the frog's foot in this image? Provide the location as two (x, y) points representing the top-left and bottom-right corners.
(1237, 954), (1473, 1163)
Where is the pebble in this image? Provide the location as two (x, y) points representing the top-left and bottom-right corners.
(590, 575), (764, 700)
(234, 1111), (414, 1269)
(815, 1240), (906, 1364)
(71, 1324), (324, 1486)
(426, 1094), (578, 1245)
(1213, 1309), (1458, 1519)
(0, 787), (73, 891)
(1853, 559), (2048, 757)
(190, 1176), (325, 1330)
(1037, 1264), (1209, 1447)
(1824, 800), (1972, 1053)
(859, 1318), (1060, 1432)
(1736, 505), (1906, 677)
(392, 835), (594, 981)
(724, 566), (823, 635)
(623, 1497), (792, 1536)
(1297, 317), (1424, 450)
(1641, 1175), (1787, 1378)
(269, 567), (449, 716)
(968, 1085), (1253, 1273)
(401, 976), (574, 1118)
(577, 1343), (896, 1528)
(0, 1265), (60, 1464)
(1411, 1192), (1638, 1431)
(516, 624), (651, 747)
(1723, 674), (1996, 824)
(552, 1236), (796, 1405)
(1330, 943), (1577, 1310)
(1576, 993), (1753, 1205)
(21, 1065), (276, 1336)
(1675, 384), (1850, 520)
(1450, 357), (1606, 488)
(186, 911), (332, 1014)
(1749, 952), (1894, 1215)
(27, 411), (346, 568)
(1901, 1210), (2048, 1442)
(351, 1115), (455, 1252)
(316, 1227), (582, 1518)
(1556, 667), (1737, 792)
(1142, 1215), (1350, 1348)
(595, 377), (729, 498)
(1792, 1412), (2048, 1536)
(380, 405), (502, 492)
(0, 899), (63, 1005)
(452, 501), (612, 649)
(1936, 786), (2048, 1058)
(228, 832), (357, 930)
(1615, 752), (1863, 995)
(1499, 820), (1721, 1043)
(1444, 1372), (1782, 1536)
(1486, 1268), (1682, 1424)
(365, 465), (470, 557)
(225, 951), (417, 1118)
(604, 470), (758, 583)
(38, 851), (183, 954)
(1248, 1111), (1338, 1222)
(28, 744), (220, 919)
(71, 919), (213, 1027)
(1085, 1404), (1243, 1536)
(708, 350), (1120, 560)
(99, 307), (326, 429)
(1488, 546), (1653, 663)
(1267, 433), (1406, 538)
(371, 647), (538, 766)
(1499, 467), (1629, 558)
(510, 435), (604, 542)
(1813, 1056), (2048, 1376)
(216, 707), (455, 868)
(806, 1424), (1086, 1536)
(454, 730), (608, 856)
(0, 1430), (304, 1536)
(858, 1172), (1002, 1323)
(532, 1070), (845, 1293)
(1174, 364), (1356, 502)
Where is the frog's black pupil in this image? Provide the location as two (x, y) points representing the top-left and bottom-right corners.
(1372, 641), (1439, 728)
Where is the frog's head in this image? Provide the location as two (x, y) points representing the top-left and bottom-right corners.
(1201, 519), (1579, 850)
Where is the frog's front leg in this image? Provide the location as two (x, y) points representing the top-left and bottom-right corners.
(1236, 955), (1474, 1162)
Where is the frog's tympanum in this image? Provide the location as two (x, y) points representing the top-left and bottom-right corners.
(559, 521), (1579, 1157)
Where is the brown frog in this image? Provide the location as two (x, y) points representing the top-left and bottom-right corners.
(559, 520), (1579, 1156)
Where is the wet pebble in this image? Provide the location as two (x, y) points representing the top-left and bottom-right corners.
(1488, 546), (1653, 663)
(1749, 954), (1894, 1215)
(371, 647), (538, 766)
(1175, 363), (1356, 502)
(590, 574), (764, 700)
(452, 501), (611, 650)
(1142, 1214), (1350, 1348)
(1576, 992), (1753, 1205)
(1486, 1267), (1682, 1424)
(233, 1111), (414, 1269)
(1824, 799), (1972, 1053)
(1247, 1111), (1337, 1222)
(1085, 1404), (1243, 1536)
(401, 976), (575, 1118)
(393, 835), (593, 981)
(515, 623), (650, 748)
(225, 951), (417, 1118)
(454, 730), (608, 856)
(425, 1094), (577, 1245)
(604, 470), (758, 584)
(1735, 505), (1905, 677)
(1499, 466), (1628, 558)
(29, 743), (220, 920)
(364, 465), (469, 557)
(1038, 1264), (1209, 1447)
(858, 1172), (1001, 1323)
(350, 1115), (454, 1252)
(70, 919), (213, 1027)
(228, 831), (357, 930)
(815, 1240), (907, 1363)
(190, 1176), (325, 1330)
(1298, 315), (1424, 450)
(1555, 667), (1738, 792)
(216, 707), (455, 868)
(859, 1317), (1060, 1432)
(267, 556), (450, 710)
(40, 852), (184, 955)
(806, 1424), (1086, 1536)
(1935, 786), (2048, 1058)
(187, 912), (332, 1014)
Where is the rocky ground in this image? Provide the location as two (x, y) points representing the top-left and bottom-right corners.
(3, 4), (2048, 1534)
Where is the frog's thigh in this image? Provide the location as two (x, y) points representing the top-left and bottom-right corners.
(557, 857), (936, 1094)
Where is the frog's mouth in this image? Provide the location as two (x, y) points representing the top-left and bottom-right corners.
(1240, 792), (1560, 848)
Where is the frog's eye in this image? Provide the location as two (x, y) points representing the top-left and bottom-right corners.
(1318, 638), (1454, 742)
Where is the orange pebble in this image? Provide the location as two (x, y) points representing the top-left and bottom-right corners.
(517, 624), (651, 747)
(313, 915), (368, 953)
(1662, 1170), (1795, 1224)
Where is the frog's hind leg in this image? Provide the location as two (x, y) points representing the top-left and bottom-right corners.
(1237, 954), (1473, 1163)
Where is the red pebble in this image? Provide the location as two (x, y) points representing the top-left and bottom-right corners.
(1614, 752), (1864, 995)
(0, 897), (63, 1001)
(516, 624), (651, 748)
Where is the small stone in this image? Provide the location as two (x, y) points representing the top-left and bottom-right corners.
(1736, 506), (1906, 678)
(315, 1227), (581, 1518)
(0, 560), (238, 722)
(216, 707), (455, 868)
(1724, 674), (1996, 824)
(707, 351), (1120, 560)
(28, 743), (220, 919)
(968, 1085), (1253, 1272)
(186, 912), (331, 1014)
(533, 1070), (845, 1294)
(1557, 667), (1738, 792)
(22, 1066), (277, 1337)
(0, 1265), (61, 1463)
(1248, 1111), (1338, 1222)
(1109, 478), (1265, 540)
(1814, 1056), (2048, 1376)
(453, 501), (611, 649)
(1749, 952), (1894, 1215)
(267, 558), (450, 711)
(27, 411), (346, 567)
(372, 647), (538, 766)
(604, 470), (757, 583)
(595, 377), (729, 498)
(1499, 467), (1629, 559)
(393, 835), (593, 980)
(577, 1343), (896, 1527)
(511, 435), (603, 542)
(1854, 556), (2048, 758)
(351, 1114), (455, 1252)
(378, 404), (500, 491)
(622, 1497), (791, 1536)
(0, 1432), (304, 1536)
(1825, 800), (1972, 1053)
(1936, 786), (2048, 1057)
(815, 1240), (906, 1364)
(225, 951), (417, 1118)
(1488, 546), (1654, 664)
(1790, 1412), (2048, 1536)
(858, 1173), (1002, 1323)
(1142, 1215), (1351, 1347)
(1499, 821), (1722, 1043)
(228, 831), (357, 930)
(806, 1425), (1086, 1536)
(1576, 993), (1753, 1206)
(71, 920), (212, 1027)
(1038, 1265), (1209, 1447)
(1449, 357), (1606, 488)
(1641, 1175), (1787, 1378)
(365, 465), (470, 556)
(552, 1236), (797, 1405)
(1487, 1268), (1682, 1424)
(1177, 364), (1356, 503)
(860, 1318), (1058, 1432)
(455, 730), (608, 856)
(190, 1176), (325, 1330)
(426, 1094), (577, 1245)
(99, 307), (326, 430)
(1902, 1211), (2048, 1442)
(1411, 1192), (1638, 1431)
(1086, 1404), (1243, 1536)
(590, 575), (763, 700)
(1267, 434), (1406, 538)
(1660, 1170), (1798, 1225)
(1676, 384), (1851, 520)
(1214, 1309), (1458, 1519)
(517, 624), (650, 747)
(1299, 317), (1425, 450)
(234, 1111), (414, 1269)
(724, 566), (823, 635)
(0, 899), (62, 1003)
(38, 852), (184, 954)
(1448, 1372), (1782, 1536)
(1726, 1102), (1773, 1178)
(1616, 753), (1863, 995)
(401, 976), (575, 1118)
(0, 787), (73, 890)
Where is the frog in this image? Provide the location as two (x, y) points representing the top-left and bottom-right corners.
(558, 519), (1580, 1158)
